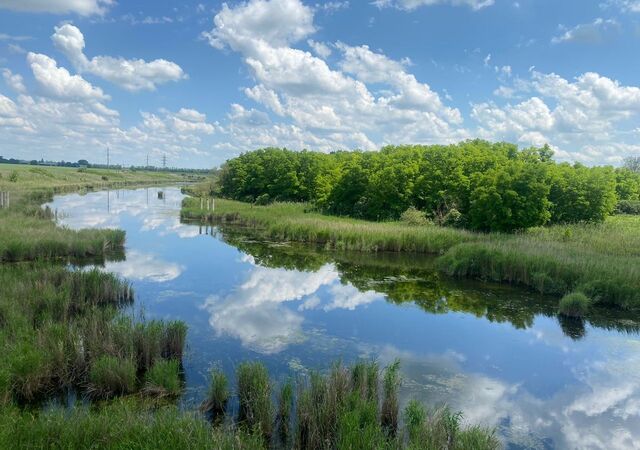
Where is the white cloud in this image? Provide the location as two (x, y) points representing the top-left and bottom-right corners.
(52, 24), (186, 91)
(0, 0), (113, 16)
(207, 0), (465, 153)
(603, 0), (640, 13)
(371, 0), (494, 11)
(27, 52), (108, 101)
(2, 68), (26, 93)
(106, 251), (183, 282)
(307, 39), (332, 58)
(203, 0), (316, 50)
(551, 18), (619, 44)
(473, 70), (640, 163)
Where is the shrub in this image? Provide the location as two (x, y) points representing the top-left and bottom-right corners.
(88, 356), (137, 398)
(558, 292), (591, 318)
(400, 207), (430, 225)
(8, 171), (18, 182)
(616, 200), (640, 215)
(144, 359), (182, 398)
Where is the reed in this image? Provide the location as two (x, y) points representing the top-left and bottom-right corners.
(236, 362), (273, 441)
(558, 292), (591, 318)
(144, 359), (183, 398)
(381, 359), (401, 437)
(88, 356), (137, 399)
(202, 368), (230, 423)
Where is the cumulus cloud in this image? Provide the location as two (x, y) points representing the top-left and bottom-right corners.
(551, 18), (619, 44)
(473, 71), (640, 163)
(371, 0), (494, 11)
(27, 52), (108, 101)
(2, 68), (26, 93)
(207, 0), (465, 153)
(52, 24), (186, 91)
(0, 0), (113, 16)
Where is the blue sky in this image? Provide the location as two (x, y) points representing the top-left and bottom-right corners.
(0, 0), (639, 168)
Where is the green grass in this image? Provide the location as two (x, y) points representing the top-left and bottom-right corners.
(0, 191), (126, 263)
(203, 368), (230, 422)
(0, 163), (198, 193)
(0, 265), (187, 404)
(558, 292), (591, 318)
(237, 362), (273, 442)
(182, 197), (640, 310)
(181, 198), (474, 253)
(143, 359), (183, 398)
(0, 399), (264, 450)
(88, 356), (137, 399)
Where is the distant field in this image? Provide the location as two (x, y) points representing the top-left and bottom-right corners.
(0, 164), (200, 192)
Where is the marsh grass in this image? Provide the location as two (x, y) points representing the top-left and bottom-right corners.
(381, 359), (401, 437)
(88, 356), (137, 399)
(0, 398), (264, 450)
(0, 265), (187, 403)
(143, 359), (183, 398)
(0, 190), (126, 263)
(276, 380), (293, 446)
(237, 362), (273, 441)
(183, 197), (640, 309)
(558, 292), (591, 318)
(202, 368), (230, 423)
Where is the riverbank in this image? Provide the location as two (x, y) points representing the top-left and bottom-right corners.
(181, 197), (640, 310)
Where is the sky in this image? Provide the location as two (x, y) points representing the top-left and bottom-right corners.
(0, 0), (639, 168)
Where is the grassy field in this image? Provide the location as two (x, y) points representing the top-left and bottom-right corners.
(182, 197), (640, 310)
(0, 163), (200, 192)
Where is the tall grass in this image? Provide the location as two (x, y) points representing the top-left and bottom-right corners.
(202, 368), (230, 423)
(182, 196), (640, 310)
(181, 198), (474, 254)
(0, 190), (125, 263)
(143, 359), (183, 398)
(0, 265), (187, 403)
(237, 362), (273, 441)
(88, 356), (137, 399)
(0, 399), (264, 450)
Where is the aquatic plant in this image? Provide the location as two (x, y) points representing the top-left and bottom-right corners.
(237, 362), (273, 441)
(88, 355), (137, 399)
(202, 368), (230, 423)
(381, 359), (401, 437)
(558, 292), (591, 318)
(144, 359), (182, 398)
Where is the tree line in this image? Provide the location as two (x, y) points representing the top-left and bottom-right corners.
(218, 141), (640, 232)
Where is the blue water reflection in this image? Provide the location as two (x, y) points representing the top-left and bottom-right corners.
(47, 187), (640, 450)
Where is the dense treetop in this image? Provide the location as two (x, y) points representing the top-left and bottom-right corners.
(218, 141), (640, 232)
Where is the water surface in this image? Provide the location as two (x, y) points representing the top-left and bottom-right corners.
(47, 187), (640, 450)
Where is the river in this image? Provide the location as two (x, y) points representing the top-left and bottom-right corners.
(46, 186), (640, 450)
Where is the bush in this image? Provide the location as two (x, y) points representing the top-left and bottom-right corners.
(616, 200), (640, 215)
(8, 171), (18, 182)
(88, 356), (137, 399)
(558, 292), (591, 318)
(144, 359), (182, 398)
(400, 207), (430, 225)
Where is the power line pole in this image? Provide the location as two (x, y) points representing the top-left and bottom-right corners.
(146, 153), (149, 168)
(106, 146), (110, 169)
(162, 154), (167, 170)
